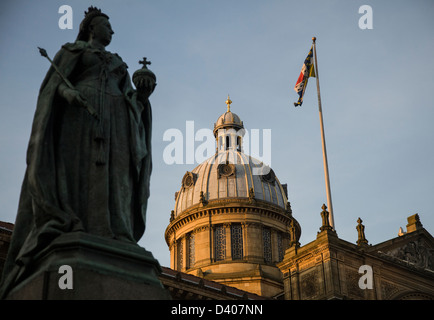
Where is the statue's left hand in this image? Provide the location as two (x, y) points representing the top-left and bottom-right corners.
(135, 77), (156, 99)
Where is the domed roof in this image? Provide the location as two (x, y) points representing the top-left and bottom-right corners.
(174, 150), (288, 217)
(214, 111), (243, 130)
(213, 96), (244, 136)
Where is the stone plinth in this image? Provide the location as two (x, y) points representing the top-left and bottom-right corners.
(5, 232), (171, 300)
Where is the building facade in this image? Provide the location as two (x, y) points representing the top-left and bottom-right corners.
(165, 98), (434, 300)
(1, 99), (433, 300)
(165, 97), (301, 297)
(278, 212), (434, 300)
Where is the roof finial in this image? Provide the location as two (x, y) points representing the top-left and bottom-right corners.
(356, 217), (369, 246)
(225, 94), (232, 112)
(320, 204), (333, 232)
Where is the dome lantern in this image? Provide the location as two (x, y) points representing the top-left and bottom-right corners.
(214, 95), (245, 152)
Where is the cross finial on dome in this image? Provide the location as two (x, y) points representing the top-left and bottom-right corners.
(225, 94), (232, 112)
(138, 57), (151, 68)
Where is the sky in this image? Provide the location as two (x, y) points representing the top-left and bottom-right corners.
(0, 0), (433, 268)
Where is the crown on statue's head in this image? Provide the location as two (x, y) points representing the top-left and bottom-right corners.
(85, 6), (102, 16)
(82, 6), (109, 24)
(76, 6), (109, 41)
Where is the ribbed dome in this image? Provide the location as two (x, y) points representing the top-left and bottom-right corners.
(174, 150), (288, 217)
(213, 111), (244, 133)
(166, 98), (301, 297)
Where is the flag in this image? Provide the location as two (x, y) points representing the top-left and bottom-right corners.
(294, 46), (315, 107)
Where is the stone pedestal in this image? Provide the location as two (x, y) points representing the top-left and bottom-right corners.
(5, 232), (171, 300)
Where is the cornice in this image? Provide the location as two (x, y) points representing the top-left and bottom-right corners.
(165, 199), (296, 245)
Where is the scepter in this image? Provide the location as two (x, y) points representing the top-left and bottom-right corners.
(38, 47), (98, 119)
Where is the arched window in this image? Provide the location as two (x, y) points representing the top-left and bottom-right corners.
(187, 232), (195, 268)
(231, 224), (243, 260)
(263, 228), (272, 263)
(225, 136), (230, 150)
(214, 225), (226, 261)
(176, 238), (183, 270)
(277, 232), (284, 262)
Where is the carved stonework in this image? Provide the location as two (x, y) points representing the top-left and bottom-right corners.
(194, 225), (211, 233)
(182, 171), (197, 189)
(286, 202), (292, 216)
(248, 187), (255, 204)
(300, 270), (319, 299)
(217, 163), (236, 178)
(356, 217), (369, 246)
(385, 238), (434, 270)
(243, 222), (263, 230)
(289, 219), (300, 248)
(281, 184), (288, 198)
(381, 280), (400, 299)
(260, 168), (276, 185)
(319, 204), (333, 232)
(199, 191), (208, 206)
(397, 292), (434, 300)
(345, 268), (364, 299)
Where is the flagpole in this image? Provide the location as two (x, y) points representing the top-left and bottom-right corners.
(312, 37), (335, 229)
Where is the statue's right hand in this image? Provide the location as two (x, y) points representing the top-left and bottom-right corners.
(60, 86), (88, 109)
(58, 84), (98, 119)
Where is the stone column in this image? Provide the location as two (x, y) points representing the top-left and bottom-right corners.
(181, 235), (188, 272)
(169, 239), (176, 270)
(271, 229), (279, 263)
(241, 222), (247, 259)
(245, 222), (263, 263)
(194, 226), (211, 267)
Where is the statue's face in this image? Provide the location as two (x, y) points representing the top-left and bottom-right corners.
(90, 16), (114, 46)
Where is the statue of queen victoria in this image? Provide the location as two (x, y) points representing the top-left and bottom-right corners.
(0, 7), (156, 298)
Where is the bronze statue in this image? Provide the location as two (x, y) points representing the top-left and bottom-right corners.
(0, 7), (155, 298)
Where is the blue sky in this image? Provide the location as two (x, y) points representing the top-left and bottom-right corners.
(1, 0), (433, 268)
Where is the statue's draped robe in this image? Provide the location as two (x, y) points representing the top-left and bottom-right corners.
(0, 41), (152, 297)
